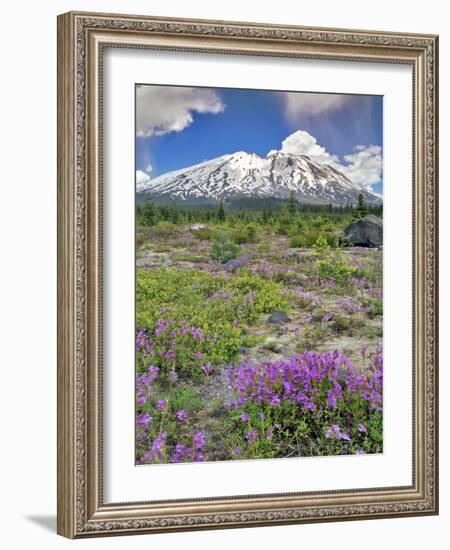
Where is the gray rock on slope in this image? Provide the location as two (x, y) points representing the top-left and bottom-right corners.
(343, 215), (383, 248)
(267, 311), (291, 324)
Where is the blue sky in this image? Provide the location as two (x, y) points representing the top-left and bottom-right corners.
(136, 85), (383, 194)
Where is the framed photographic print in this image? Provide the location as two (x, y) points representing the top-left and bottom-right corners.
(57, 11), (439, 538)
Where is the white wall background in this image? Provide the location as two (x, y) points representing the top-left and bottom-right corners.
(0, 1), (446, 548)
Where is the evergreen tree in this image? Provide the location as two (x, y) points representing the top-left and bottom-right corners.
(217, 200), (226, 222)
(141, 200), (156, 226)
(353, 193), (369, 220)
(288, 191), (298, 217)
(261, 208), (272, 225)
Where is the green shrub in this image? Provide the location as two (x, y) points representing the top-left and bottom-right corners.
(313, 235), (331, 254)
(276, 220), (291, 236)
(366, 296), (383, 318)
(289, 230), (336, 248)
(316, 255), (357, 283)
(211, 234), (240, 263)
(192, 227), (217, 241)
(289, 235), (308, 248)
(148, 221), (178, 238)
(246, 223), (258, 242)
(136, 268), (287, 371)
(231, 227), (250, 244)
(231, 223), (259, 244)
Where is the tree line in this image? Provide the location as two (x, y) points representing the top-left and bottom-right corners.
(137, 192), (381, 227)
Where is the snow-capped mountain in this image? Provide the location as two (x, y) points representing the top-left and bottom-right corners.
(137, 150), (382, 206)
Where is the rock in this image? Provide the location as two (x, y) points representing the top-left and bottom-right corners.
(343, 215), (383, 248)
(267, 311), (291, 324)
(263, 337), (283, 353)
(285, 248), (302, 260)
(224, 255), (251, 271)
(189, 223), (206, 231)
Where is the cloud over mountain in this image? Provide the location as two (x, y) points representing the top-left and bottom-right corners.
(275, 130), (382, 189)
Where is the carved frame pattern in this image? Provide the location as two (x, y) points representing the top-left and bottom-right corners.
(57, 11), (438, 538)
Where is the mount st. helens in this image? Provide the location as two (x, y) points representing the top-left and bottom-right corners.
(137, 150), (382, 206)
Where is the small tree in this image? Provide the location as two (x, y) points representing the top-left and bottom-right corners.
(353, 193), (369, 220)
(217, 200), (226, 222)
(141, 200), (156, 226)
(261, 208), (272, 225)
(211, 234), (240, 264)
(288, 191), (298, 217)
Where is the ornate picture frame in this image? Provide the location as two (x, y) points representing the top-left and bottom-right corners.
(57, 11), (438, 538)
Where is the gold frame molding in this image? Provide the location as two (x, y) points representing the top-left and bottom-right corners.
(57, 11), (439, 538)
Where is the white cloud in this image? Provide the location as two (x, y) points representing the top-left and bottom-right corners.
(136, 85), (225, 137)
(341, 145), (383, 187)
(280, 130), (338, 166)
(281, 92), (351, 118)
(136, 170), (151, 191)
(276, 130), (382, 189)
(145, 163), (153, 174)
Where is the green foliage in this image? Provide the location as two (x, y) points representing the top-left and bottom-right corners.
(276, 219), (291, 236)
(287, 191), (298, 217)
(246, 223), (258, 242)
(365, 296), (383, 318)
(136, 268), (286, 376)
(148, 221), (178, 238)
(191, 227), (217, 241)
(313, 235), (331, 254)
(217, 200), (226, 222)
(141, 200), (157, 226)
(353, 193), (369, 220)
(316, 254), (357, 283)
(231, 223), (258, 244)
(139, 198), (381, 230)
(211, 234), (240, 263)
(289, 231), (337, 248)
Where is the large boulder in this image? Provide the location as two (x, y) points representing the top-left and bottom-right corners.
(343, 215), (383, 248)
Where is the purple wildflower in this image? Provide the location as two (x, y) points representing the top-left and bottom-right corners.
(193, 431), (206, 450)
(193, 453), (205, 462)
(151, 432), (167, 461)
(325, 424), (350, 441)
(322, 311), (335, 322)
(245, 429), (257, 445)
(156, 399), (167, 412)
(137, 413), (152, 429)
(170, 367), (178, 384)
(201, 363), (212, 377)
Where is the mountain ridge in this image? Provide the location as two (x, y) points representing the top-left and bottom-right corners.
(137, 150), (382, 206)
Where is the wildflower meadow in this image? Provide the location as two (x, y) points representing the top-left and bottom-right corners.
(135, 201), (383, 464)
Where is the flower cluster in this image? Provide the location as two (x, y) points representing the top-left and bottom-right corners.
(135, 356), (208, 464)
(225, 348), (383, 457)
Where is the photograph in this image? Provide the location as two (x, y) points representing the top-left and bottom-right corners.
(134, 84), (384, 465)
